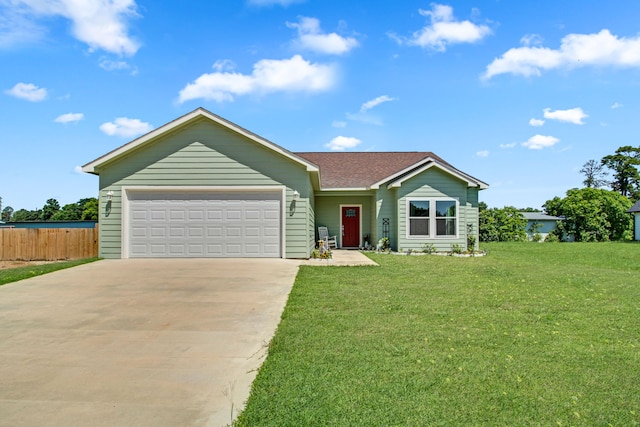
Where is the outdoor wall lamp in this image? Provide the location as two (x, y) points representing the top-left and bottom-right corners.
(292, 190), (300, 200)
(106, 190), (113, 200)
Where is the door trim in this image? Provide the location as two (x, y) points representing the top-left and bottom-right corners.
(339, 204), (362, 248)
(121, 185), (286, 259)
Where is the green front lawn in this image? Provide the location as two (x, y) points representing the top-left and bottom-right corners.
(0, 258), (99, 286)
(236, 242), (640, 426)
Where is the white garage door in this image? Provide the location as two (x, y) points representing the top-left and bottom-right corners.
(128, 192), (281, 258)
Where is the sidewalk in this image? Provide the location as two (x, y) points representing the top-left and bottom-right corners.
(302, 249), (378, 266)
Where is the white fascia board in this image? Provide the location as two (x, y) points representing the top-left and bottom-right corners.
(82, 108), (319, 175)
(318, 187), (370, 192)
(387, 161), (489, 190)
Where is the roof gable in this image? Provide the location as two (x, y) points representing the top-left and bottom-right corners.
(296, 152), (488, 190)
(83, 107), (319, 175)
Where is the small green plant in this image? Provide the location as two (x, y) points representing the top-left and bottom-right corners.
(311, 248), (320, 259)
(450, 243), (464, 255)
(545, 232), (560, 243)
(466, 234), (477, 251)
(378, 237), (390, 251)
(422, 243), (436, 254)
(466, 223), (476, 251)
(320, 248), (332, 259)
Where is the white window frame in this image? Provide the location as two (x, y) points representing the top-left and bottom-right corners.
(406, 197), (459, 239)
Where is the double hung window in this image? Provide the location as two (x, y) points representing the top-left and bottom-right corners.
(407, 198), (458, 238)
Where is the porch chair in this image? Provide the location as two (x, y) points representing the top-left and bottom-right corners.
(318, 226), (338, 249)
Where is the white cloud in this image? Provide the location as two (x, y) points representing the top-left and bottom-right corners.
(1, 0), (140, 56)
(99, 117), (153, 137)
(611, 102), (623, 109)
(5, 82), (47, 101)
(393, 3), (491, 51)
(476, 150), (489, 158)
(178, 55), (336, 103)
(499, 142), (517, 149)
(332, 120), (347, 128)
(0, 5), (45, 48)
(520, 34), (543, 46)
(54, 112), (84, 123)
(360, 95), (396, 112)
(529, 118), (545, 127)
(325, 136), (361, 151)
(521, 134), (559, 150)
(484, 29), (640, 79)
(287, 16), (358, 55)
(543, 107), (588, 125)
(99, 58), (130, 71)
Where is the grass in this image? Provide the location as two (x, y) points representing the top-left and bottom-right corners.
(235, 242), (640, 426)
(0, 258), (99, 286)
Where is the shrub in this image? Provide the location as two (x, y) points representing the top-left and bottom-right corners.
(422, 243), (436, 254)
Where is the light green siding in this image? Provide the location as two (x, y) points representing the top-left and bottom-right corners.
(375, 186), (397, 248)
(396, 168), (477, 252)
(97, 118), (313, 259)
(314, 194), (373, 248)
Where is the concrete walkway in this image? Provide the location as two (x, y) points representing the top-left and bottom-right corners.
(0, 258), (300, 427)
(303, 249), (379, 266)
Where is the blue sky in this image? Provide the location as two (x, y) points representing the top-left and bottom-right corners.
(2, 0), (640, 212)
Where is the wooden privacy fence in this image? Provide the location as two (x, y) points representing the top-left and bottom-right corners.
(0, 226), (98, 261)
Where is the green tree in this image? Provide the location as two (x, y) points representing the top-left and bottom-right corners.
(601, 146), (640, 198)
(479, 206), (527, 242)
(1, 206), (13, 222)
(51, 203), (83, 221)
(543, 188), (632, 241)
(80, 198), (98, 220)
(11, 208), (40, 221)
(580, 159), (608, 188)
(40, 198), (60, 221)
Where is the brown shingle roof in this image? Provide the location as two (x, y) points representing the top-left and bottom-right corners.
(295, 152), (447, 188)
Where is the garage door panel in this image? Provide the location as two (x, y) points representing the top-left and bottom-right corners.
(150, 210), (166, 221)
(170, 210), (185, 220)
(129, 192), (281, 258)
(245, 227), (260, 237)
(226, 210), (242, 220)
(131, 227), (147, 237)
(150, 227), (165, 237)
(168, 245), (185, 256)
(170, 227), (185, 237)
(263, 209), (279, 220)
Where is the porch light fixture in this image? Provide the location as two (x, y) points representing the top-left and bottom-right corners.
(106, 190), (113, 200)
(292, 190), (300, 200)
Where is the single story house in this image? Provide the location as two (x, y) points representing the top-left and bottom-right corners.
(520, 212), (563, 241)
(83, 108), (488, 259)
(628, 200), (640, 241)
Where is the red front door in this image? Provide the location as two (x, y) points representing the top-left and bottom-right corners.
(341, 206), (360, 248)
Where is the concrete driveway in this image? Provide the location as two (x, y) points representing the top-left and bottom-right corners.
(0, 258), (300, 427)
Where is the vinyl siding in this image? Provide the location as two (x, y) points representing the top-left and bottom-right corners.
(97, 118), (313, 259)
(396, 168), (475, 252)
(375, 186), (397, 249)
(314, 194), (373, 248)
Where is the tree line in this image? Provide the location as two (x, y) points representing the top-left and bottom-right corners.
(0, 197), (98, 222)
(480, 145), (639, 242)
